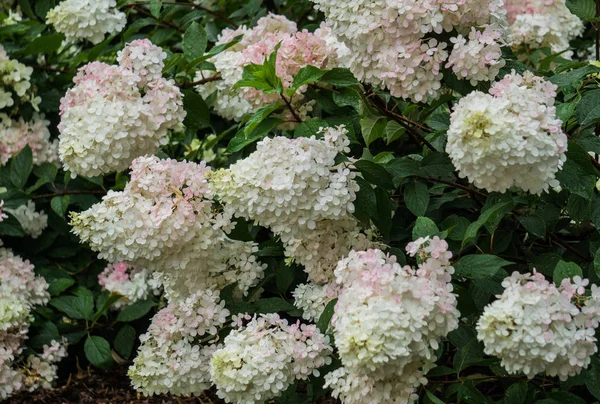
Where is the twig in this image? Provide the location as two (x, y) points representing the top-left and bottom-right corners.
(548, 233), (588, 261)
(281, 94), (302, 123)
(179, 74), (222, 88)
(31, 65), (70, 74)
(415, 175), (488, 199)
(123, 1), (236, 26)
(32, 190), (106, 200)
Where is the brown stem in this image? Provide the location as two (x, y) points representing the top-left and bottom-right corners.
(281, 94), (302, 123)
(32, 190), (106, 200)
(123, 1), (236, 26)
(368, 92), (438, 151)
(548, 233), (588, 261)
(179, 74), (222, 88)
(31, 65), (70, 74)
(415, 175), (488, 199)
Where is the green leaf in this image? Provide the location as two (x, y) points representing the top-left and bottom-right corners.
(404, 181), (429, 216)
(504, 382), (527, 404)
(254, 297), (296, 314)
(576, 90), (600, 127)
(518, 214), (546, 238)
(412, 216), (439, 239)
(294, 118), (328, 139)
(10, 146), (32, 189)
(51, 195), (70, 218)
(50, 295), (94, 320)
(333, 87), (363, 112)
(183, 22), (207, 61)
(34, 0), (55, 19)
(557, 142), (597, 200)
(566, 0), (596, 20)
(321, 68), (359, 87)
(421, 152), (455, 180)
(182, 90), (210, 131)
(586, 365), (600, 400)
(275, 264), (295, 294)
(289, 65), (326, 94)
(550, 65), (600, 88)
(114, 325), (136, 359)
(462, 201), (514, 248)
(317, 298), (337, 334)
(21, 33), (65, 55)
(0, 215), (25, 237)
(233, 44), (283, 94)
(594, 246), (600, 277)
(149, 0), (163, 18)
(353, 177), (377, 225)
(425, 390), (446, 404)
(84, 336), (113, 369)
(384, 120), (406, 144)
(454, 255), (512, 280)
(553, 260), (583, 285)
(29, 321), (60, 349)
(354, 159), (395, 190)
(360, 116), (386, 147)
(226, 117), (282, 153)
(116, 300), (156, 322)
(244, 104), (280, 138)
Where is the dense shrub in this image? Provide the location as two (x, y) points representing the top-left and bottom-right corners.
(2, 0), (600, 403)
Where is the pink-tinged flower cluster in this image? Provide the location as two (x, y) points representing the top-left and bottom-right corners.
(446, 71), (567, 194)
(477, 271), (600, 380)
(98, 261), (161, 309)
(504, 0), (583, 57)
(196, 13), (348, 124)
(71, 156), (266, 298)
(211, 126), (376, 284)
(0, 248), (67, 399)
(325, 237), (459, 404)
(447, 27), (506, 86)
(58, 40), (185, 178)
(311, 0), (507, 102)
(0, 114), (58, 167)
(129, 289), (229, 396)
(210, 313), (333, 404)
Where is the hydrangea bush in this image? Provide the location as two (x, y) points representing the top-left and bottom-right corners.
(3, 0), (600, 403)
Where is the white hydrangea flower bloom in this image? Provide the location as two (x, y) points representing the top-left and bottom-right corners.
(71, 156), (266, 297)
(58, 40), (185, 178)
(325, 237), (459, 403)
(129, 290), (229, 396)
(292, 282), (339, 322)
(46, 0), (127, 45)
(446, 71), (567, 194)
(210, 314), (333, 404)
(477, 271), (600, 381)
(5, 201), (48, 239)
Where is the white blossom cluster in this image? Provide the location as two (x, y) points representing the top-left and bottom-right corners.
(477, 271), (600, 381)
(504, 0), (583, 57)
(211, 126), (375, 283)
(324, 237), (460, 403)
(446, 71), (567, 194)
(0, 45), (40, 112)
(46, 0), (126, 44)
(310, 0), (507, 102)
(5, 201), (48, 239)
(71, 156), (266, 297)
(58, 39), (185, 178)
(0, 113), (58, 167)
(195, 13), (348, 123)
(98, 262), (161, 309)
(292, 282), (339, 322)
(0, 248), (67, 399)
(210, 313), (333, 404)
(129, 289), (229, 396)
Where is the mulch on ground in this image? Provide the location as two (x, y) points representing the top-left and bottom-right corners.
(6, 366), (220, 404)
